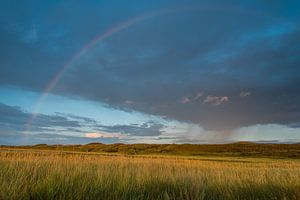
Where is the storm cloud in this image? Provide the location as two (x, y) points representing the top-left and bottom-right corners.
(0, 0), (300, 134)
(0, 103), (81, 135)
(0, 103), (165, 144)
(57, 3), (300, 130)
(96, 121), (165, 136)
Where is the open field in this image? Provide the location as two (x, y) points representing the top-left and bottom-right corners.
(1, 148), (300, 200)
(3, 142), (300, 158)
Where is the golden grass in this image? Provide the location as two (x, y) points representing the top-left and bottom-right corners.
(1, 149), (300, 200)
(7, 142), (300, 158)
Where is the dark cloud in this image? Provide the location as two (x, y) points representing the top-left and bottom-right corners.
(59, 8), (300, 130)
(0, 103), (165, 144)
(55, 112), (97, 124)
(0, 103), (81, 135)
(0, 133), (119, 145)
(96, 121), (165, 136)
(0, 0), (300, 131)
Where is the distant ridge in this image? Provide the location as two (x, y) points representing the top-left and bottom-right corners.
(2, 142), (300, 158)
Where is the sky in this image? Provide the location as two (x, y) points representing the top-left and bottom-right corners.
(0, 0), (300, 145)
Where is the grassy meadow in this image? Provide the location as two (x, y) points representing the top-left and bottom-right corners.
(1, 147), (300, 200)
(4, 142), (300, 158)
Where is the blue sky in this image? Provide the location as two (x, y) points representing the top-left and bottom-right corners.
(0, 0), (300, 144)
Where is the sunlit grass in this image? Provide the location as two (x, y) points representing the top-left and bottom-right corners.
(1, 149), (300, 200)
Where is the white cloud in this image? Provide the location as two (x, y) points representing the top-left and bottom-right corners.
(203, 95), (229, 106)
(240, 91), (251, 97)
(180, 97), (190, 104)
(194, 92), (203, 100)
(85, 132), (122, 138)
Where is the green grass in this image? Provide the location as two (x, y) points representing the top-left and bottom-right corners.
(1, 149), (300, 200)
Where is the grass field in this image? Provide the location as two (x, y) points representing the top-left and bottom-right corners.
(1, 148), (300, 200)
(4, 142), (300, 158)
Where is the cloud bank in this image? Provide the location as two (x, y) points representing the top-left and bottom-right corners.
(0, 0), (299, 142)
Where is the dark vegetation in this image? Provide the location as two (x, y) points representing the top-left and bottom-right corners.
(2, 142), (300, 158)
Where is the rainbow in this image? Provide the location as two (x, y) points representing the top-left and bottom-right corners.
(25, 5), (287, 132)
(25, 10), (171, 130)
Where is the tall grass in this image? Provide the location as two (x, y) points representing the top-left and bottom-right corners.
(1, 149), (300, 200)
